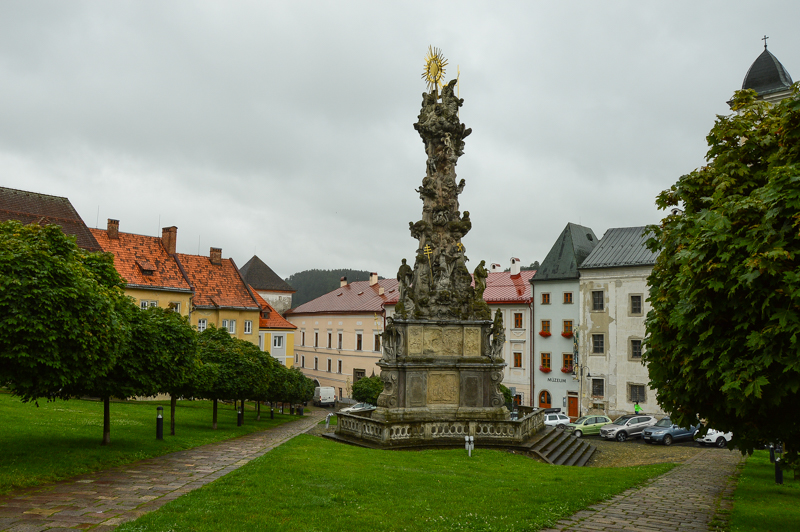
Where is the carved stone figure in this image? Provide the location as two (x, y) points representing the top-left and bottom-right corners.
(490, 308), (506, 361)
(381, 317), (404, 362)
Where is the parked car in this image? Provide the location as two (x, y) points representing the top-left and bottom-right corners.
(599, 415), (658, 442)
(642, 418), (700, 446)
(313, 386), (336, 407)
(696, 428), (733, 448)
(339, 402), (376, 414)
(564, 415), (612, 437)
(544, 413), (571, 429)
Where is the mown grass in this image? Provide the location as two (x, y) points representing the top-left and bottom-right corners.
(0, 392), (300, 495)
(118, 434), (674, 532)
(730, 450), (800, 532)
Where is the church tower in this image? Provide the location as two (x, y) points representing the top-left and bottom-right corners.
(741, 37), (794, 104)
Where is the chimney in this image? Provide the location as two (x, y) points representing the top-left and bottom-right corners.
(161, 226), (177, 254)
(369, 272), (378, 286)
(210, 247), (222, 265)
(107, 219), (119, 239)
(340, 276), (348, 287)
(510, 257), (521, 276)
(490, 263), (502, 273)
(378, 286), (385, 296)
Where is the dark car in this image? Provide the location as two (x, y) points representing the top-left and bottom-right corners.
(642, 417), (700, 446)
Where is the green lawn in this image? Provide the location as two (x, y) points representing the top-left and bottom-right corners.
(118, 435), (675, 532)
(730, 450), (800, 532)
(0, 392), (300, 495)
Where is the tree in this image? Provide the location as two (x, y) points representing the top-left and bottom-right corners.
(644, 86), (800, 464)
(352, 375), (382, 405)
(0, 221), (128, 402)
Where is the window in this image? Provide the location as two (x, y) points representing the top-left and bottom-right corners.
(541, 352), (551, 369)
(337, 332), (343, 349)
(244, 320), (252, 334)
(259, 333), (264, 350)
(314, 357), (319, 370)
(629, 384), (646, 403)
(354, 369), (366, 382)
(356, 333), (363, 351)
(513, 351), (522, 368)
(168, 301), (181, 313)
(301, 356), (305, 368)
(592, 379), (605, 397)
(374, 333), (381, 352)
(337, 360), (342, 373)
(592, 290), (604, 311)
(541, 293), (551, 305)
(327, 332), (332, 349)
(514, 313), (523, 328)
(631, 339), (642, 359)
(339, 387), (343, 400)
(563, 292), (573, 304)
(295, 353), (298, 363)
(592, 334), (604, 354)
(327, 359), (332, 372)
(301, 331), (305, 346)
(140, 300), (157, 309)
(563, 320), (573, 334)
(539, 390), (552, 408)
(541, 320), (551, 333)
(273, 335), (283, 348)
(197, 319), (207, 332)
(314, 331), (319, 347)
(225, 320), (236, 334)
(630, 294), (643, 315)
(563, 353), (574, 370)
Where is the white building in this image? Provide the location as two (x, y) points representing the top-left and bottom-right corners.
(577, 227), (663, 418)
(531, 223), (598, 418)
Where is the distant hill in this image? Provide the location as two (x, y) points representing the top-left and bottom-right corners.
(286, 269), (384, 309)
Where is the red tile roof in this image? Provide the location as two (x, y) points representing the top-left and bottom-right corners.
(250, 289), (297, 330)
(0, 186), (101, 251)
(90, 228), (192, 292)
(481, 271), (535, 304)
(287, 279), (399, 315)
(175, 253), (260, 310)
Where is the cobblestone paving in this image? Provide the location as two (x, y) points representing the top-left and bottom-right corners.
(542, 448), (744, 532)
(0, 409), (327, 531)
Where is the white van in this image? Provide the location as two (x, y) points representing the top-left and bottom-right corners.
(313, 386), (335, 407)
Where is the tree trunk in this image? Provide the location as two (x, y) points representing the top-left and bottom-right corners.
(170, 394), (177, 436)
(212, 398), (218, 430)
(257, 401), (261, 421)
(101, 397), (111, 445)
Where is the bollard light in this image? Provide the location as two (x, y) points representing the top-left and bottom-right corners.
(156, 406), (164, 440)
(237, 405), (243, 427)
(270, 407), (274, 420)
(775, 442), (784, 485)
(465, 435), (474, 457)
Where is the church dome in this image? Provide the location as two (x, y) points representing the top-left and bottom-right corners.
(742, 47), (793, 96)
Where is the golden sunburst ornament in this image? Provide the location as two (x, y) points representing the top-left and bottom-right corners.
(422, 45), (448, 94)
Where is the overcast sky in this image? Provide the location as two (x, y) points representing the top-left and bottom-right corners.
(2, 1), (798, 280)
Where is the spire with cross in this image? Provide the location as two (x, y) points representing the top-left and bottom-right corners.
(762, 34), (769, 50)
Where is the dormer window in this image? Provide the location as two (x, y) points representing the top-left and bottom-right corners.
(136, 259), (155, 275)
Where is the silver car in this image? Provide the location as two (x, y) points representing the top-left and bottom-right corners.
(544, 413), (571, 429)
(599, 414), (658, 442)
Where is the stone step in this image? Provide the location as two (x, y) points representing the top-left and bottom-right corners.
(525, 427), (596, 466)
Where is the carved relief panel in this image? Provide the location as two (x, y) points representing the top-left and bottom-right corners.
(423, 326), (442, 355)
(427, 372), (458, 404)
(407, 372), (427, 407)
(407, 326), (423, 356)
(464, 327), (482, 357)
(442, 327), (463, 356)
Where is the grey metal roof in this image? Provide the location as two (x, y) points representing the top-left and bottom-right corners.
(743, 48), (793, 96)
(239, 255), (295, 292)
(579, 227), (658, 269)
(533, 223), (599, 282)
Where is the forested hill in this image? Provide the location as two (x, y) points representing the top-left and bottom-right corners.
(286, 269), (384, 308)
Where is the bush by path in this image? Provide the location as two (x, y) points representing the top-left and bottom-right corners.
(0, 393), (298, 494)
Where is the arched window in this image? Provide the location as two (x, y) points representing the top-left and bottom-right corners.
(539, 390), (552, 408)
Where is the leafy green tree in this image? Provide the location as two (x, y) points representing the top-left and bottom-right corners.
(0, 221), (127, 402)
(352, 375), (382, 405)
(645, 86), (800, 463)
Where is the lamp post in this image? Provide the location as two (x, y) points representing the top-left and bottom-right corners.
(156, 406), (164, 440)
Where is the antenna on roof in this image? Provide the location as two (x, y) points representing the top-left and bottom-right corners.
(96, 205), (99, 228)
(158, 214), (161, 236)
(197, 235), (200, 254)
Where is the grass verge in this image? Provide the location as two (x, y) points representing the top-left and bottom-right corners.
(0, 392), (300, 495)
(730, 450), (800, 532)
(118, 434), (674, 532)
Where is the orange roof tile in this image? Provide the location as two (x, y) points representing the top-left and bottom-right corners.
(250, 288), (297, 330)
(481, 271), (535, 304)
(175, 253), (259, 310)
(287, 279), (399, 315)
(90, 228), (192, 292)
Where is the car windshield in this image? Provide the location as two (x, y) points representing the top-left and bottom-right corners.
(612, 417), (632, 426)
(654, 418), (672, 428)
(573, 416), (589, 424)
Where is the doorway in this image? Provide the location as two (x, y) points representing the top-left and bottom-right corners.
(568, 395), (578, 418)
(539, 390), (551, 409)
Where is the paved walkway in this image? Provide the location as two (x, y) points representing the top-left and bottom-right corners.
(0, 408), (328, 532)
(542, 448), (744, 532)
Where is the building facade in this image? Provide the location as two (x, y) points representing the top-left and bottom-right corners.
(531, 223), (598, 418)
(239, 255), (296, 314)
(251, 289), (296, 367)
(577, 227), (662, 418)
(287, 274), (398, 401)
